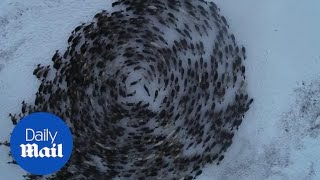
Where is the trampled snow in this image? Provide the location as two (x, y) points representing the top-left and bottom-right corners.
(1, 0), (319, 179)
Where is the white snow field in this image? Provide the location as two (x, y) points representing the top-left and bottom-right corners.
(1, 0), (320, 179)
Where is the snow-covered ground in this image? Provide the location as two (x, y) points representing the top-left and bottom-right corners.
(198, 0), (320, 179)
(1, 0), (319, 179)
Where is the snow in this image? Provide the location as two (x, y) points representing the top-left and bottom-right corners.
(198, 0), (320, 179)
(1, 0), (320, 179)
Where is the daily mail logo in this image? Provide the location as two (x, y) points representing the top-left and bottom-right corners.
(20, 128), (63, 158)
(10, 112), (73, 175)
